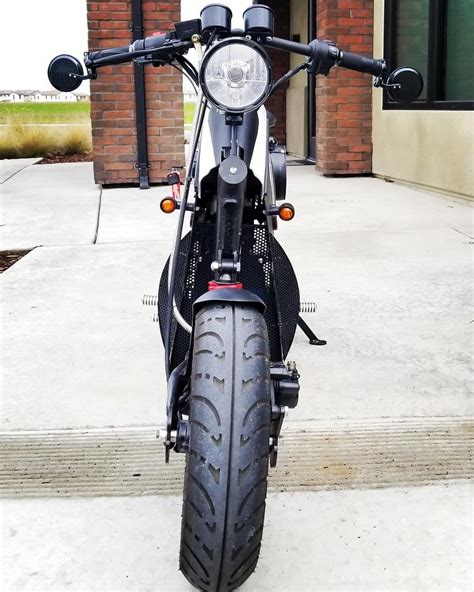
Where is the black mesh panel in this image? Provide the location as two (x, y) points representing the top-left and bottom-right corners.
(158, 224), (299, 371)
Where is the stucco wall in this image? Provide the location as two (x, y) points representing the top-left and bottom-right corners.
(372, 0), (474, 198)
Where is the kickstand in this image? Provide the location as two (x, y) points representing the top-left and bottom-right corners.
(298, 315), (327, 346)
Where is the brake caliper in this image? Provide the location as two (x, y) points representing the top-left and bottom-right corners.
(269, 361), (300, 467)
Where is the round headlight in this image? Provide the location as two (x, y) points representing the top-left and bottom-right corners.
(200, 38), (272, 113)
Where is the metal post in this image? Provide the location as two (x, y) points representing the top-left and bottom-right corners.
(131, 0), (150, 189)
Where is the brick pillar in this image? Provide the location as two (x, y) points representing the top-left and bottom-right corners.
(315, 0), (374, 175)
(264, 0), (290, 144)
(87, 1), (184, 186)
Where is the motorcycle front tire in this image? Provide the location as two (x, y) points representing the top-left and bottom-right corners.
(179, 302), (271, 592)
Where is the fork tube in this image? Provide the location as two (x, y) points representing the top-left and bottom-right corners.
(165, 95), (207, 376)
(215, 149), (247, 282)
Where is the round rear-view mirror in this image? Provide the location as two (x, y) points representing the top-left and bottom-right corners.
(47, 55), (84, 92)
(386, 67), (424, 104)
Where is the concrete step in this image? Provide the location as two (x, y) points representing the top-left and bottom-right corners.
(2, 416), (471, 498)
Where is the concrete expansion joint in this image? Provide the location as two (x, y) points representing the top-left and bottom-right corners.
(93, 186), (104, 245)
(1, 416), (472, 499)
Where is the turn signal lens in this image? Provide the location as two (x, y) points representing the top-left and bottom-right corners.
(160, 197), (177, 214)
(278, 203), (295, 221)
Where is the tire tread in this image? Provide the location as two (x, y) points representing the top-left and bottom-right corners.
(180, 303), (271, 592)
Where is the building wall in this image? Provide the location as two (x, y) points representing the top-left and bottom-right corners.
(372, 0), (474, 198)
(87, 0), (184, 186)
(315, 0), (375, 175)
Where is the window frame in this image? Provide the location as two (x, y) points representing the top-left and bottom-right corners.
(384, 0), (474, 111)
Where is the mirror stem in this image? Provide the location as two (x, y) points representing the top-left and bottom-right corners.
(373, 75), (401, 90)
(69, 69), (97, 82)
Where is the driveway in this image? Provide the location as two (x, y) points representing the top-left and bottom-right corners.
(1, 160), (472, 591)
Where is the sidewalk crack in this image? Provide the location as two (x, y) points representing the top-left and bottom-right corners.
(93, 187), (103, 244)
(452, 227), (474, 240)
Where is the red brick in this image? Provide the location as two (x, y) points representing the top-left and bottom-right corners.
(351, 144), (372, 152)
(339, 0), (364, 8)
(87, 0), (184, 185)
(350, 8), (373, 18)
(348, 159), (371, 171)
(315, 0), (374, 176)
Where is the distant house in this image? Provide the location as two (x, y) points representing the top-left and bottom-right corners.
(17, 90), (39, 102)
(74, 92), (90, 102)
(35, 90), (77, 101)
(0, 91), (20, 102)
(0, 89), (90, 102)
(34, 90), (59, 101)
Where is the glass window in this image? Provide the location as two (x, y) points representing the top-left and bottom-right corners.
(394, 0), (429, 100)
(444, 1), (474, 101)
(385, 0), (474, 109)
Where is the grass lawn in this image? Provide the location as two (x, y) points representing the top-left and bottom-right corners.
(184, 101), (196, 125)
(0, 102), (91, 124)
(1, 100), (195, 158)
(2, 101), (196, 124)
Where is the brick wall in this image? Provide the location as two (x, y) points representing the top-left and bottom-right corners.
(87, 1), (184, 186)
(315, 0), (374, 174)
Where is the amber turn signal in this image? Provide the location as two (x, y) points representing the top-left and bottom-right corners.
(160, 197), (177, 214)
(278, 203), (295, 221)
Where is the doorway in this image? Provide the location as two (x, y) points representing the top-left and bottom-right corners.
(286, 0), (316, 161)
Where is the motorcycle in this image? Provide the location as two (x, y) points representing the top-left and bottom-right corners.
(48, 4), (423, 591)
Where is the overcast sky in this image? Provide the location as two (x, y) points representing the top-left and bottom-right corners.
(0, 0), (249, 92)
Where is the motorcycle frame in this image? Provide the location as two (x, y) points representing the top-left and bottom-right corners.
(163, 58), (291, 380)
(161, 53), (302, 461)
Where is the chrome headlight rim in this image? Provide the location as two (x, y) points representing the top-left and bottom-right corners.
(200, 37), (273, 114)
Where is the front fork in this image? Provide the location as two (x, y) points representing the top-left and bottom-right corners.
(212, 154), (248, 282)
(162, 356), (300, 467)
(161, 129), (300, 464)
(269, 361), (300, 466)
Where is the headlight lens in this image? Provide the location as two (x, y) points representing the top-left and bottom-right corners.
(201, 39), (272, 112)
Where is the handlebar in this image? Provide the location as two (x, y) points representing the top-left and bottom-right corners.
(338, 50), (386, 76)
(264, 36), (386, 78)
(87, 45), (130, 63)
(85, 32), (192, 68)
(82, 18), (388, 88)
(48, 11), (424, 105)
(84, 15), (386, 80)
(264, 36), (313, 57)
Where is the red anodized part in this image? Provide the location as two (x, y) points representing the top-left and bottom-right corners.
(208, 281), (243, 291)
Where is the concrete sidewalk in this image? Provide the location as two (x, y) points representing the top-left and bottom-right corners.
(1, 160), (472, 591)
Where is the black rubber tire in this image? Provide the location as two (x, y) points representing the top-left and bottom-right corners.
(179, 303), (271, 592)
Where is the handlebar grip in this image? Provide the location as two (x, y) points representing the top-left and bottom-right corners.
(86, 34), (168, 67)
(264, 36), (312, 57)
(87, 45), (130, 63)
(85, 32), (186, 68)
(338, 51), (386, 76)
(131, 32), (169, 52)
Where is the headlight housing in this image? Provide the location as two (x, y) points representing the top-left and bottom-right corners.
(200, 38), (272, 113)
